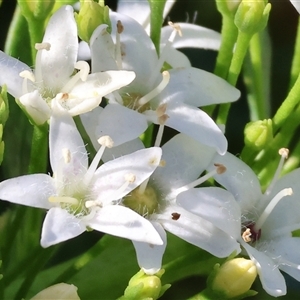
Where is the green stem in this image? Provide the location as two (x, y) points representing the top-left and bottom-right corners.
(28, 124), (48, 174)
(148, 0), (166, 55)
(289, 17), (300, 88)
(27, 18), (45, 64)
(273, 65), (300, 133)
(14, 246), (56, 300)
(217, 31), (252, 125)
(244, 30), (271, 120)
(188, 289), (216, 300)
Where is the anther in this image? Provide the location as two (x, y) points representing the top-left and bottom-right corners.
(279, 148), (289, 159)
(19, 70), (35, 82)
(156, 103), (168, 117)
(98, 135), (114, 148)
(159, 160), (166, 167)
(35, 42), (51, 51)
(242, 228), (252, 243)
(117, 20), (124, 34)
(125, 173), (136, 183)
(62, 148), (71, 164)
(214, 163), (226, 174)
(168, 21), (182, 38)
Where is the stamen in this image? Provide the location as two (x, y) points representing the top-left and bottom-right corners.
(242, 228), (252, 243)
(138, 71), (170, 106)
(154, 124), (165, 147)
(20, 70), (35, 94)
(35, 42), (51, 51)
(265, 148), (289, 195)
(61, 61), (90, 93)
(253, 188), (293, 231)
(84, 136), (114, 186)
(62, 148), (71, 164)
(115, 20), (124, 69)
(49, 196), (79, 205)
(156, 103), (167, 117)
(175, 164), (226, 195)
(112, 91), (124, 105)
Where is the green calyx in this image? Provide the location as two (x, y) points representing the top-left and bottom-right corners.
(123, 185), (159, 216)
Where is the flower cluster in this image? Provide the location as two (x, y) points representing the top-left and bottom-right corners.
(0, 1), (300, 299)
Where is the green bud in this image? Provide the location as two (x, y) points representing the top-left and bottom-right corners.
(121, 269), (170, 300)
(234, 0), (271, 35)
(0, 86), (9, 126)
(211, 258), (257, 298)
(17, 0), (55, 20)
(30, 283), (80, 300)
(216, 0), (241, 18)
(244, 119), (273, 150)
(75, 0), (111, 43)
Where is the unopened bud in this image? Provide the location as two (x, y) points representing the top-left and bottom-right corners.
(216, 0), (241, 18)
(211, 258), (257, 298)
(0, 86), (9, 126)
(234, 0), (271, 35)
(18, 0), (55, 21)
(30, 283), (80, 300)
(244, 119), (273, 150)
(75, 0), (111, 43)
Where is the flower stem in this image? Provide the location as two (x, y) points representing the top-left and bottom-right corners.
(28, 124), (48, 174)
(217, 31), (252, 125)
(187, 289), (215, 300)
(289, 17), (300, 88)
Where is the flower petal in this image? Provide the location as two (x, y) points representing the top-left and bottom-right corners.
(41, 207), (86, 247)
(0, 174), (55, 209)
(290, 0), (300, 14)
(164, 103), (228, 154)
(93, 147), (162, 202)
(39, 5), (78, 90)
(95, 104), (148, 147)
(0, 50), (31, 98)
(158, 68), (240, 107)
(158, 206), (240, 257)
(241, 240), (287, 297)
(50, 107), (88, 182)
(152, 133), (216, 194)
(208, 152), (262, 211)
(162, 47), (191, 68)
(177, 187), (241, 238)
(132, 222), (167, 275)
(161, 23), (222, 51)
(88, 205), (163, 244)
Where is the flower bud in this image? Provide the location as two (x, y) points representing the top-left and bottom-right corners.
(122, 269), (170, 300)
(234, 0), (271, 35)
(216, 0), (241, 18)
(17, 0), (55, 20)
(75, 0), (111, 43)
(244, 119), (273, 150)
(211, 258), (257, 298)
(30, 283), (80, 300)
(0, 86), (9, 126)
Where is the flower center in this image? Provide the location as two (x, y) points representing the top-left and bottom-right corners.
(241, 148), (293, 243)
(123, 184), (160, 216)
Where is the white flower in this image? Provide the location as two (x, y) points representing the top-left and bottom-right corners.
(0, 5), (135, 125)
(290, 0), (300, 13)
(179, 149), (300, 297)
(0, 103), (163, 248)
(104, 134), (241, 274)
(82, 12), (240, 153)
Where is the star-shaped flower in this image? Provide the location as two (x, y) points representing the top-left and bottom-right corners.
(0, 102), (163, 248)
(102, 134), (241, 274)
(0, 5), (135, 125)
(179, 149), (300, 297)
(82, 12), (240, 154)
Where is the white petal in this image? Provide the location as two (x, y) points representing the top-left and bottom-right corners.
(161, 23), (221, 51)
(80, 106), (104, 150)
(290, 0), (300, 14)
(0, 174), (55, 209)
(158, 206), (240, 257)
(77, 40), (91, 61)
(132, 222), (167, 275)
(177, 187), (241, 238)
(0, 50), (31, 98)
(70, 71), (136, 99)
(242, 241), (287, 297)
(19, 90), (51, 125)
(264, 237), (300, 282)
(165, 103), (228, 154)
(88, 205), (163, 244)
(50, 108), (88, 181)
(95, 104), (148, 147)
(93, 147), (162, 202)
(162, 47), (191, 68)
(158, 68), (240, 107)
(109, 12), (158, 81)
(39, 5), (78, 90)
(90, 24), (118, 72)
(102, 139), (144, 162)
(152, 133), (216, 194)
(207, 152), (262, 211)
(41, 207), (86, 247)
